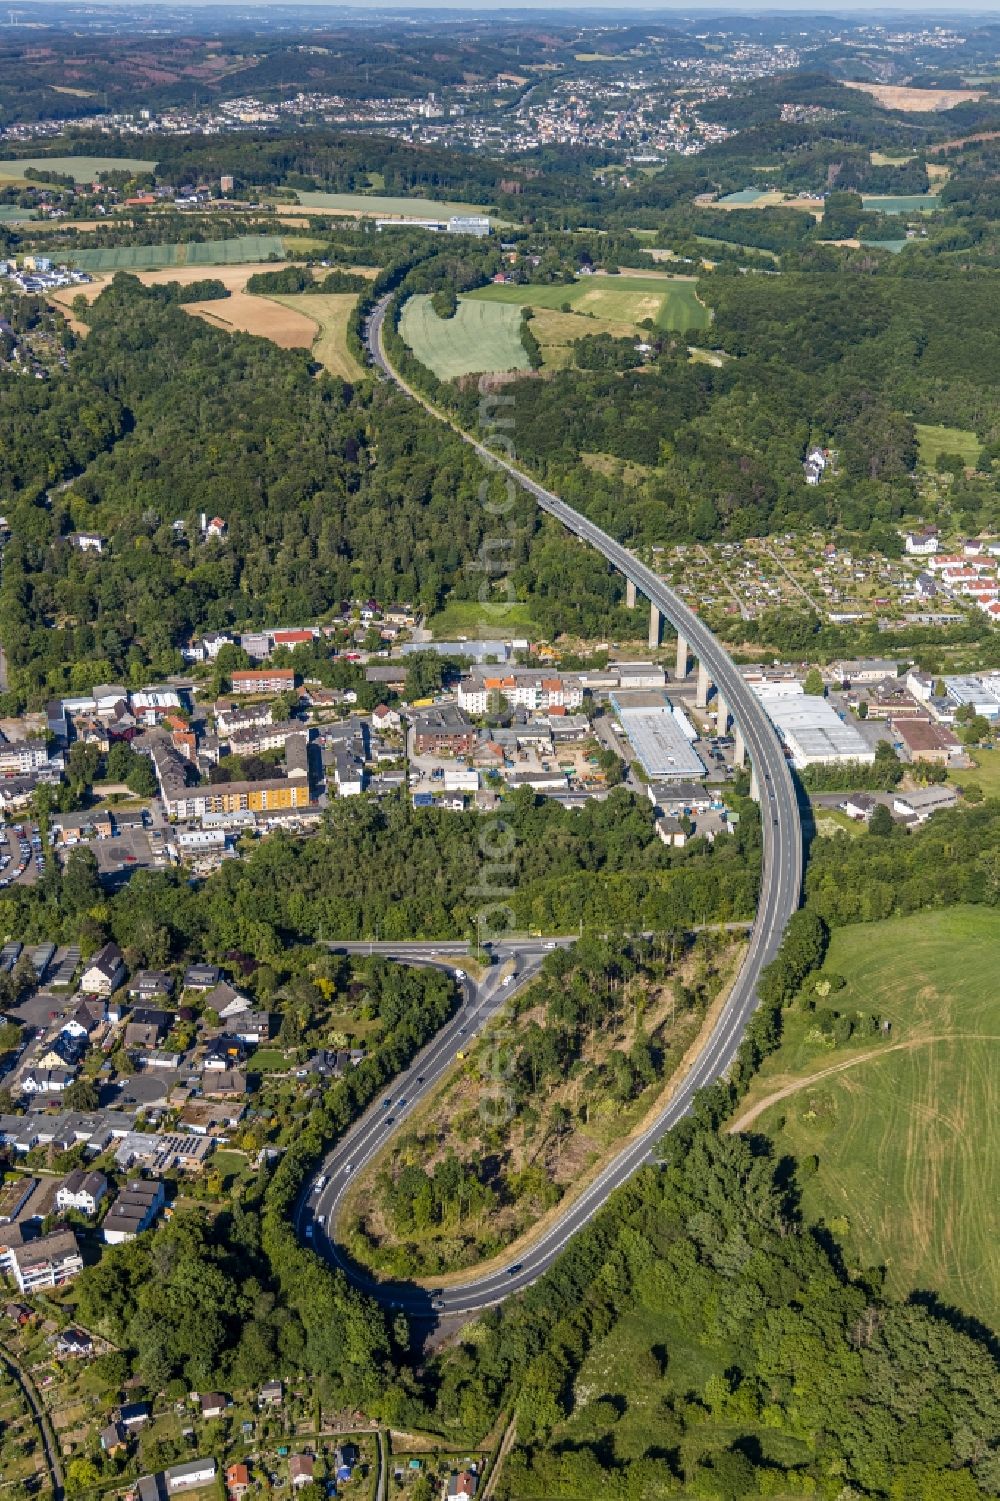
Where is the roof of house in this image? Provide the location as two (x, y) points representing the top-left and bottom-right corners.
(85, 942), (124, 979)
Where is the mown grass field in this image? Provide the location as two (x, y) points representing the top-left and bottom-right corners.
(424, 598), (541, 638)
(947, 746), (1000, 796)
(68, 234), (285, 272)
(399, 294), (529, 379)
(0, 154), (156, 182)
(468, 274), (710, 333)
(269, 291), (365, 381)
(915, 421), (982, 468)
(736, 906), (1000, 1325)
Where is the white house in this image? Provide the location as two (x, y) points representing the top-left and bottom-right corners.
(904, 529), (938, 556)
(80, 943), (126, 996)
(57, 1169), (108, 1217)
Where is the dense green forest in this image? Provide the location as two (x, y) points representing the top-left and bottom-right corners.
(0, 276), (636, 707)
(0, 787), (760, 955)
(421, 266), (1000, 547)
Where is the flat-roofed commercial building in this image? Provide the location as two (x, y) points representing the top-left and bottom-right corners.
(610, 691), (705, 780)
(754, 687), (875, 767)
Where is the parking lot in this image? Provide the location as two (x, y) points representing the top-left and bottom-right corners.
(92, 825), (158, 885)
(0, 820), (42, 888)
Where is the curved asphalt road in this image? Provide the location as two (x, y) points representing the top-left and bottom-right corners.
(298, 295), (802, 1317)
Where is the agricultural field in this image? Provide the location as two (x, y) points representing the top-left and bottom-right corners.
(527, 305), (642, 368)
(915, 422), (982, 468)
(844, 81), (986, 111)
(48, 261), (300, 333)
(292, 189), (494, 218)
(183, 292), (317, 350)
(0, 205), (37, 223)
(468, 273), (710, 333)
(713, 188), (823, 216)
(862, 193), (941, 214)
(267, 291), (366, 380)
(0, 154), (156, 182)
(399, 294), (529, 379)
(732, 906), (1000, 1325)
(67, 234), (284, 272)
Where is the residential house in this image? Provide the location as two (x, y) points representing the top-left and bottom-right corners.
(842, 793), (877, 822)
(20, 1067), (74, 1096)
(55, 1326), (93, 1358)
(103, 1179), (165, 1244)
(182, 965), (221, 992)
(124, 1009), (173, 1050)
(56, 1169), (108, 1217)
(80, 942), (126, 996)
(62, 1001), (103, 1041)
(223, 1011), (272, 1046)
(411, 704), (476, 756)
(11, 1229), (82, 1293)
(101, 1422), (128, 1455)
(289, 1456), (314, 1490)
(231, 669), (296, 696)
(128, 971), (174, 1002)
(204, 981), (251, 1018)
(258, 1380), (283, 1408)
(226, 1464), (250, 1500)
(38, 1034), (85, 1070)
(203, 1036), (251, 1071)
(202, 1069), (248, 1099)
(200, 1392), (228, 1420)
(446, 1472), (479, 1499)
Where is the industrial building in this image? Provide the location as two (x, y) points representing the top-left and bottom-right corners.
(754, 686), (875, 768)
(610, 691), (704, 780)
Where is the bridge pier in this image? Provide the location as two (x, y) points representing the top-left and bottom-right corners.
(648, 602), (662, 650)
(733, 726), (746, 768)
(696, 660), (710, 710)
(750, 765), (760, 802)
(625, 578), (637, 609)
(716, 694), (729, 735)
(675, 633), (689, 681)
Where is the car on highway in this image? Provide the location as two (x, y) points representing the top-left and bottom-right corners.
(304, 1224), (314, 1241)
(454, 969), (466, 980)
(343, 1162), (353, 1175)
(507, 1262), (522, 1276)
(543, 941), (556, 949)
(502, 974), (515, 987)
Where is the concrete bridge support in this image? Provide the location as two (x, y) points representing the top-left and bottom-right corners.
(675, 633), (689, 681)
(625, 578), (637, 610)
(716, 695), (729, 736)
(733, 726), (746, 768)
(649, 602), (662, 650)
(750, 765), (760, 802)
(696, 660), (711, 710)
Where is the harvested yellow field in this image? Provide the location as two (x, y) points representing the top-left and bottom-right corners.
(183, 292), (317, 348)
(49, 260), (296, 314)
(269, 292), (365, 381)
(845, 81), (985, 111)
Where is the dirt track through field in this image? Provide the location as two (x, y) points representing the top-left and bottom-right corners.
(728, 1033), (1000, 1134)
